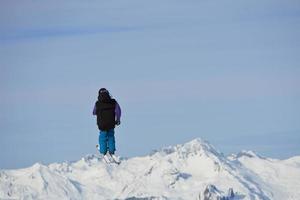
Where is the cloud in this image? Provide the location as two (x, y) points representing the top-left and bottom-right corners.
(0, 26), (141, 41)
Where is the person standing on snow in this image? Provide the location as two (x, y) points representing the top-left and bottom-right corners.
(93, 88), (121, 161)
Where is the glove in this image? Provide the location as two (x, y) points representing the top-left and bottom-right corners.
(115, 120), (121, 126)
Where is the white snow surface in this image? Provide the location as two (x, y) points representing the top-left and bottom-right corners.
(1, 138), (300, 200)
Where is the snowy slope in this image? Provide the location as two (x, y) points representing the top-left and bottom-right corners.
(1, 138), (299, 200)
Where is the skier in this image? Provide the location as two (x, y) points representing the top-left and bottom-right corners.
(93, 88), (121, 163)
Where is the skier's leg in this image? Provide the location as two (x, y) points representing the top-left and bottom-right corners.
(107, 129), (116, 154)
(99, 130), (108, 155)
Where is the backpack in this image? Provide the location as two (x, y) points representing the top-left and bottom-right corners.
(95, 99), (116, 131)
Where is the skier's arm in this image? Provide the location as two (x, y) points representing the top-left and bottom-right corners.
(115, 102), (121, 123)
(92, 104), (97, 115)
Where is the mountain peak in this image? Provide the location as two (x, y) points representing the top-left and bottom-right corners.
(182, 138), (219, 154)
(155, 138), (222, 159)
(184, 137), (209, 147)
(236, 150), (261, 159)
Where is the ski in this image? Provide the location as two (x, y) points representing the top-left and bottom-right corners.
(107, 153), (121, 165)
(96, 144), (121, 165)
(102, 154), (111, 164)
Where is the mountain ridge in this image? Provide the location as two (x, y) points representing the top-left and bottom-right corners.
(1, 138), (300, 200)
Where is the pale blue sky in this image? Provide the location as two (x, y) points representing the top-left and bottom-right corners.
(1, 0), (300, 169)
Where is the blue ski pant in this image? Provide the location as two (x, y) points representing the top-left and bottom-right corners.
(99, 129), (115, 155)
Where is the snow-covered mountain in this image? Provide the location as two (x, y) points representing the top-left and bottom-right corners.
(1, 138), (300, 200)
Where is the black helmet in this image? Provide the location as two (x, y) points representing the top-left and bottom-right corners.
(98, 88), (111, 102)
(99, 88), (109, 95)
